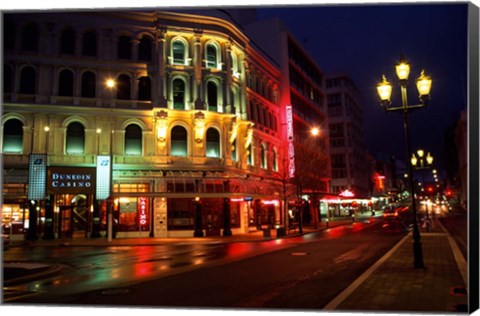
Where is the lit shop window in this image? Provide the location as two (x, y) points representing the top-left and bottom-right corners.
(2, 119), (24, 154)
(124, 124), (142, 156)
(117, 197), (149, 232)
(206, 128), (220, 158)
(66, 122), (85, 155)
(171, 125), (188, 157)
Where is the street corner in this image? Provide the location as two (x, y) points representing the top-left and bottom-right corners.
(3, 261), (65, 286)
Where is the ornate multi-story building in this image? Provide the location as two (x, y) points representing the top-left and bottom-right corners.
(2, 10), (296, 239)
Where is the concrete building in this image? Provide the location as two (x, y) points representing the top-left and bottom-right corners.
(2, 10), (294, 240)
(325, 73), (369, 198)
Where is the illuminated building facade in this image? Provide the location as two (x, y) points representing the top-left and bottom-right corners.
(325, 73), (369, 198)
(2, 10), (289, 239)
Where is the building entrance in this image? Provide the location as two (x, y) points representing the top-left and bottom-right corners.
(57, 194), (91, 238)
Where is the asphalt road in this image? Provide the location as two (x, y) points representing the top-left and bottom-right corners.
(4, 222), (405, 308)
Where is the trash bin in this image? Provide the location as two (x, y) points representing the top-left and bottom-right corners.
(276, 227), (285, 238)
(262, 228), (271, 238)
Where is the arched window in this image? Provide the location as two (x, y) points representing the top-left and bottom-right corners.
(172, 78), (185, 110)
(247, 144), (253, 166)
(206, 43), (218, 69)
(58, 69), (74, 96)
(171, 126), (187, 157)
(19, 66), (36, 94)
(22, 24), (38, 52)
(4, 65), (13, 94)
(4, 19), (15, 50)
(125, 124), (142, 156)
(66, 122), (85, 154)
(261, 144), (267, 169)
(60, 28), (76, 55)
(138, 76), (151, 101)
(81, 71), (96, 98)
(138, 36), (152, 61)
(117, 35), (131, 60)
(206, 128), (220, 158)
(117, 74), (131, 100)
(231, 51), (238, 74)
(2, 119), (23, 153)
(82, 31), (97, 57)
(272, 148), (278, 172)
(172, 40), (185, 64)
(207, 81), (218, 112)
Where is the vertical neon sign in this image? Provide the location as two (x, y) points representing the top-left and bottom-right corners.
(286, 105), (295, 178)
(138, 197), (148, 229)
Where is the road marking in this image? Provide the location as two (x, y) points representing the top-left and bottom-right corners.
(323, 234), (409, 310)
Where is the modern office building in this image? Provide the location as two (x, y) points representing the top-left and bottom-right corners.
(2, 10), (295, 239)
(325, 73), (369, 198)
(243, 17), (331, 227)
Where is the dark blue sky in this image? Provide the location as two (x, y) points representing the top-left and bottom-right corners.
(257, 3), (469, 171)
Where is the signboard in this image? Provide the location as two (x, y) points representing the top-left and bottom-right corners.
(96, 155), (111, 200)
(286, 105), (295, 178)
(28, 154), (47, 200)
(47, 167), (96, 194)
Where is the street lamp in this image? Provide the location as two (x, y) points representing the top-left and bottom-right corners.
(411, 149), (434, 231)
(376, 56), (432, 269)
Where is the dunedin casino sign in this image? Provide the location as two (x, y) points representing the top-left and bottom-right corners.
(47, 167), (96, 194)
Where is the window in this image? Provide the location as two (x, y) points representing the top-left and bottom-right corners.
(19, 67), (36, 94)
(231, 138), (237, 161)
(125, 124), (142, 156)
(22, 24), (38, 52)
(4, 19), (15, 50)
(81, 71), (96, 98)
(172, 40), (186, 64)
(60, 28), (75, 55)
(2, 119), (23, 153)
(138, 77), (151, 101)
(261, 144), (267, 169)
(247, 144), (253, 166)
(138, 36), (152, 61)
(66, 122), (85, 154)
(206, 128), (220, 158)
(171, 126), (187, 157)
(82, 31), (97, 57)
(117, 74), (131, 100)
(117, 35), (131, 60)
(58, 69), (74, 96)
(207, 81), (218, 112)
(231, 51), (239, 75)
(206, 43), (218, 69)
(4, 65), (13, 93)
(272, 148), (278, 171)
(173, 78), (185, 110)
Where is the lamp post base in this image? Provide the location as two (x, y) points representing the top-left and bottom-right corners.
(413, 239), (425, 269)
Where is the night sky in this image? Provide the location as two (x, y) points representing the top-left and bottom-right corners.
(256, 3), (469, 172)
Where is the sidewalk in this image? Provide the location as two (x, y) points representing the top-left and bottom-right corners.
(324, 216), (469, 313)
(4, 215), (469, 313)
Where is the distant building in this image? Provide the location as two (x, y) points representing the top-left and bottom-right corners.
(325, 73), (369, 197)
(455, 109), (468, 209)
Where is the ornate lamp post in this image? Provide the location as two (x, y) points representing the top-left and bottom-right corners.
(376, 56), (432, 269)
(411, 149), (434, 231)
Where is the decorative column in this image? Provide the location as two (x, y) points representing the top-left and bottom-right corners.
(193, 30), (204, 110)
(224, 41), (233, 114)
(155, 25), (168, 107)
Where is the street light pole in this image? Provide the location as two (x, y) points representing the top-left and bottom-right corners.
(411, 149), (434, 231)
(376, 56), (432, 269)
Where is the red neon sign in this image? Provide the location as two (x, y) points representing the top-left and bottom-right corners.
(286, 105), (295, 178)
(138, 197), (148, 226)
(339, 190), (355, 197)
